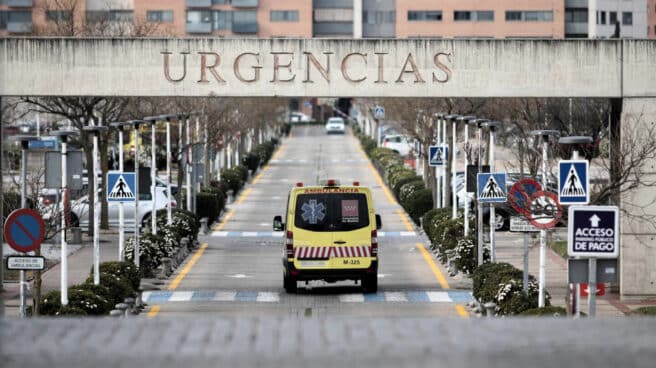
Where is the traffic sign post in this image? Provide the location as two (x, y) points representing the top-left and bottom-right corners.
(6, 256), (45, 271)
(510, 216), (539, 294)
(3, 208), (45, 318)
(428, 145), (448, 167)
(477, 173), (507, 203)
(559, 160), (589, 204)
(374, 105), (385, 120)
(568, 205), (620, 317)
(107, 172), (136, 202)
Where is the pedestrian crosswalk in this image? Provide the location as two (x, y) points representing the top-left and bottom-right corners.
(210, 231), (417, 238)
(269, 159), (369, 164)
(142, 290), (472, 304)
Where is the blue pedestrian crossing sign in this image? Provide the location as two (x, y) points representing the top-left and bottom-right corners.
(558, 160), (589, 204)
(477, 173), (507, 203)
(107, 172), (136, 202)
(429, 145), (448, 167)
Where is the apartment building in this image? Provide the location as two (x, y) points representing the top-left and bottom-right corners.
(0, 1), (650, 39)
(565, 0), (648, 38)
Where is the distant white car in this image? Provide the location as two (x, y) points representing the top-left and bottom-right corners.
(325, 117), (346, 134)
(288, 112), (313, 124)
(381, 135), (413, 157)
(42, 186), (175, 230)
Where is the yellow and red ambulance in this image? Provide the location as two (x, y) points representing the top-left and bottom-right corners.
(273, 180), (382, 293)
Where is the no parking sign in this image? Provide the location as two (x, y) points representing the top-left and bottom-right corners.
(3, 208), (45, 253)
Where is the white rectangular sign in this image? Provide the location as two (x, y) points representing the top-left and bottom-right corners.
(510, 216), (540, 232)
(7, 256), (46, 270)
(567, 205), (620, 259)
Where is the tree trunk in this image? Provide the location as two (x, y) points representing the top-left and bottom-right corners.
(609, 98), (622, 205)
(100, 134), (110, 229)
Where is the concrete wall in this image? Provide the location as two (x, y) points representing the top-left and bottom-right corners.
(1, 38), (644, 98)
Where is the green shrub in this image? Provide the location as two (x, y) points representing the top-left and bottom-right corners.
(472, 262), (549, 316)
(519, 306), (567, 317)
(126, 232), (164, 277)
(392, 173), (423, 199)
(235, 165), (249, 182)
(39, 290), (63, 316)
(95, 261), (141, 291)
(242, 152), (260, 174)
(436, 217), (465, 261)
(424, 208), (452, 249)
(453, 237), (489, 275)
(220, 167), (244, 194)
(196, 191), (223, 224)
(209, 180), (230, 197)
(56, 306), (88, 316)
(255, 141), (275, 165)
(85, 272), (135, 306)
(404, 189), (434, 225)
(632, 306), (656, 315)
(67, 288), (111, 316)
(398, 179), (426, 206)
(359, 135), (378, 156)
(71, 283), (113, 313)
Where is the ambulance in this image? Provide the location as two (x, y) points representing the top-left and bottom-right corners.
(273, 180), (382, 293)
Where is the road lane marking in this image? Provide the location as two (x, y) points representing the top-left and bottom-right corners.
(147, 305), (160, 318)
(236, 188), (252, 205)
(213, 209), (235, 231)
(396, 210), (414, 232)
(168, 243), (209, 291)
(142, 290), (472, 303)
(455, 305), (470, 319)
(416, 242), (450, 290)
(210, 231), (416, 238)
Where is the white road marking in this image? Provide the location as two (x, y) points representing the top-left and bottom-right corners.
(169, 291), (194, 302)
(384, 292), (408, 302)
(339, 294), (366, 303)
(426, 292), (451, 303)
(256, 292), (280, 302)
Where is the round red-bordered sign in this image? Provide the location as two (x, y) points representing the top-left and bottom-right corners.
(3, 208), (45, 253)
(526, 191), (563, 229)
(508, 178), (542, 216)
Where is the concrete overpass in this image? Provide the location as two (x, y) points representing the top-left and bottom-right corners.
(0, 37), (655, 298)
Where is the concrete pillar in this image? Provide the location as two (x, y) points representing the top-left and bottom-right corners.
(353, 0), (363, 39)
(620, 97), (656, 300)
(588, 0), (598, 38)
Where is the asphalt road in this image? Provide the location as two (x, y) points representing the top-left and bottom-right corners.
(147, 125), (471, 318)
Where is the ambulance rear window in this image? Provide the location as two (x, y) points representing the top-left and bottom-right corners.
(294, 193), (369, 231)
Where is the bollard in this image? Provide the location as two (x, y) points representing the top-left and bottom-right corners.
(109, 310), (123, 318)
(199, 218), (209, 234)
(124, 297), (136, 315)
(445, 249), (458, 277)
(484, 302), (497, 318)
(135, 288), (144, 310)
(181, 237), (190, 251)
(70, 227), (82, 244)
(227, 189), (234, 203)
(115, 303), (129, 318)
(160, 258), (173, 278)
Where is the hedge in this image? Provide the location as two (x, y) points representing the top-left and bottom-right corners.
(519, 306), (567, 317)
(220, 167), (245, 194)
(196, 190), (225, 224)
(404, 189), (434, 226)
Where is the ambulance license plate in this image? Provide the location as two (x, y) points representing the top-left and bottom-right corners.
(299, 260), (327, 267)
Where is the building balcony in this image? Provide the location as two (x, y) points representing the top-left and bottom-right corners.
(186, 22), (213, 34)
(7, 0), (34, 7)
(313, 22), (352, 36)
(565, 0), (588, 8)
(186, 0), (212, 8)
(232, 22), (258, 34)
(7, 21), (33, 33)
(313, 0), (353, 9)
(232, 0), (258, 8)
(566, 22), (588, 36)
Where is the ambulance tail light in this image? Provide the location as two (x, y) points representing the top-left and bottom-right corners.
(353, 181), (360, 186)
(296, 182), (303, 187)
(371, 230), (378, 256)
(286, 231), (294, 257)
(326, 179), (337, 187)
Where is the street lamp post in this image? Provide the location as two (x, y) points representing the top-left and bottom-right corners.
(12, 135), (37, 318)
(434, 113), (444, 209)
(51, 128), (79, 306)
(481, 121), (502, 262)
(126, 120), (145, 268)
(186, 114), (192, 212)
(530, 130), (560, 307)
(159, 114), (178, 225)
(82, 124), (108, 284)
(444, 115), (460, 218)
(143, 117), (159, 235)
(457, 116), (476, 234)
(558, 135), (593, 317)
(108, 122), (130, 261)
(470, 119), (488, 266)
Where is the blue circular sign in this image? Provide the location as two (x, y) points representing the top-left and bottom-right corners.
(3, 208), (45, 253)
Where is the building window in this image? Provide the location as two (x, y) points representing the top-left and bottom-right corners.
(8, 10), (32, 22)
(407, 11), (442, 21)
(213, 10), (231, 29)
(0, 12), (7, 30)
(622, 12), (632, 26)
(187, 10), (212, 24)
(270, 10), (298, 22)
(233, 10), (256, 23)
(609, 11), (617, 24)
(363, 10), (395, 24)
(454, 10), (493, 21)
(46, 10), (72, 22)
(212, 0), (230, 4)
(506, 11), (522, 21)
(565, 9), (587, 23)
(147, 10), (173, 23)
(86, 10), (133, 22)
(525, 11), (552, 22)
(597, 11), (606, 25)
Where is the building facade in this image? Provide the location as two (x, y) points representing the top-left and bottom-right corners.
(0, 0), (650, 38)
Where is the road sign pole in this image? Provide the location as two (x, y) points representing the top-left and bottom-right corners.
(523, 232), (529, 293)
(186, 116), (192, 212)
(452, 118), (457, 219)
(93, 126), (101, 283)
(118, 125), (125, 260)
(442, 117), (447, 210)
(20, 143), (28, 318)
(464, 122), (469, 236)
(195, 114), (201, 213)
(61, 137), (68, 306)
(538, 136), (548, 307)
(477, 124), (484, 266)
(489, 127), (496, 262)
(435, 115), (441, 208)
(132, 121), (142, 268)
(588, 258), (597, 317)
(151, 122), (157, 235)
(166, 118), (172, 225)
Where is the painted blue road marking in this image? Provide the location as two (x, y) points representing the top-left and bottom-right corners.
(235, 291), (258, 302)
(211, 231), (417, 238)
(364, 293), (387, 302)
